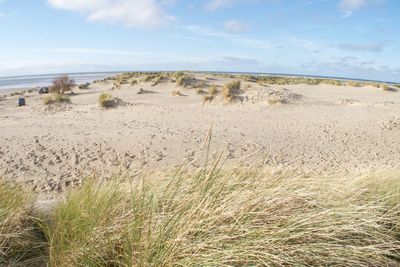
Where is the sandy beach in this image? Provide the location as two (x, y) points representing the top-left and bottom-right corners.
(0, 72), (399, 196)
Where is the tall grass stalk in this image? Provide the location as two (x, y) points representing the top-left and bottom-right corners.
(40, 166), (400, 266)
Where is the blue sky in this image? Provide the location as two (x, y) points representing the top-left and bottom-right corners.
(0, 0), (399, 82)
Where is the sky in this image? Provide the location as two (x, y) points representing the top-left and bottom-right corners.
(0, 0), (399, 82)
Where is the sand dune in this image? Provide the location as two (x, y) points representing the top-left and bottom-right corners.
(0, 73), (399, 196)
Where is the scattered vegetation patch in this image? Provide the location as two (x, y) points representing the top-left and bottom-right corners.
(382, 85), (392, 91)
(43, 94), (71, 105)
(78, 83), (90, 89)
(98, 93), (116, 108)
(208, 85), (218, 96)
(347, 81), (363, 87)
(50, 75), (76, 94)
(222, 80), (241, 102)
(176, 75), (193, 88)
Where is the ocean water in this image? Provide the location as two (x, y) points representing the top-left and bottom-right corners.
(0, 72), (121, 91)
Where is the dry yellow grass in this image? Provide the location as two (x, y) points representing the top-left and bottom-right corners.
(1, 164), (400, 266)
(98, 93), (115, 108)
(208, 86), (218, 96)
(43, 94), (71, 105)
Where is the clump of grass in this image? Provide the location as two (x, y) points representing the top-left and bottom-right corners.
(225, 80), (241, 91)
(42, 178), (130, 266)
(172, 90), (182, 96)
(43, 94), (70, 105)
(98, 93), (115, 108)
(347, 81), (363, 87)
(0, 182), (40, 265)
(222, 80), (241, 102)
(40, 165), (400, 266)
(208, 86), (218, 96)
(382, 84), (391, 91)
(176, 75), (193, 88)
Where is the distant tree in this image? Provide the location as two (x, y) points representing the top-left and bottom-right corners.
(50, 75), (76, 94)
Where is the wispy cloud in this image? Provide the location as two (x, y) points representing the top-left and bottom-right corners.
(205, 0), (236, 11)
(223, 20), (251, 33)
(204, 0), (263, 11)
(47, 0), (175, 28)
(338, 43), (385, 52)
(182, 25), (276, 49)
(339, 0), (381, 18)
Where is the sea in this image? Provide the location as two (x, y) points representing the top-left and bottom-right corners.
(0, 72), (121, 91)
(0, 71), (396, 92)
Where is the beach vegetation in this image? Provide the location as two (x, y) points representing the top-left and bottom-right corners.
(208, 85), (218, 96)
(43, 94), (71, 105)
(98, 93), (115, 108)
(50, 75), (76, 94)
(78, 83), (90, 89)
(0, 181), (42, 265)
(1, 164), (400, 265)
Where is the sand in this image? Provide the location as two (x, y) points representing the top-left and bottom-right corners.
(0, 73), (399, 195)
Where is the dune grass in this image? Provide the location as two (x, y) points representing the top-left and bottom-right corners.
(0, 182), (43, 265)
(43, 94), (71, 105)
(1, 163), (400, 266)
(98, 93), (116, 108)
(208, 85), (218, 96)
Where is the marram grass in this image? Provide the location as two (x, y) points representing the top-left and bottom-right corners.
(1, 165), (400, 266)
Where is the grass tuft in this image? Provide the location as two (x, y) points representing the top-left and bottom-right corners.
(43, 94), (70, 105)
(0, 181), (42, 265)
(208, 86), (218, 96)
(98, 93), (116, 108)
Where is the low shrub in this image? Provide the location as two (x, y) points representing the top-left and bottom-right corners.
(208, 86), (218, 96)
(78, 83), (90, 89)
(98, 93), (115, 108)
(50, 75), (75, 94)
(43, 94), (70, 105)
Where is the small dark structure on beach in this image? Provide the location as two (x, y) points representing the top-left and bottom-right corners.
(18, 97), (25, 106)
(39, 87), (49, 94)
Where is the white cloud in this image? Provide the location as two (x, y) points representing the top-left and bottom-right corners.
(182, 25), (275, 49)
(223, 20), (250, 33)
(338, 43), (385, 52)
(47, 0), (175, 28)
(205, 0), (235, 11)
(339, 0), (380, 17)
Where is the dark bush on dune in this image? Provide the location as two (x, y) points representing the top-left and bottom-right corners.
(50, 75), (76, 94)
